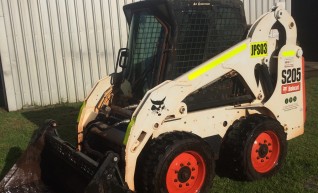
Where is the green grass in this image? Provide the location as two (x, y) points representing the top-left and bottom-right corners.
(0, 78), (317, 192)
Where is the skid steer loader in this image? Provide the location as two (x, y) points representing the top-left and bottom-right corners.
(0, 0), (306, 192)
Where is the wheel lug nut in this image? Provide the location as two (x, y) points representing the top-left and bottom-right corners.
(268, 143), (271, 146)
(180, 163), (184, 167)
(269, 150), (272, 153)
(261, 159), (264, 162)
(187, 162), (191, 166)
(256, 149), (259, 152)
(174, 179), (178, 182)
(192, 167), (195, 171)
(257, 156), (260, 160)
(266, 157), (269, 159)
(186, 183), (189, 186)
(179, 184), (182, 188)
(191, 176), (195, 179)
(264, 140), (267, 143)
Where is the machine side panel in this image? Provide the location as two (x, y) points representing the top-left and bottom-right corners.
(265, 45), (304, 140)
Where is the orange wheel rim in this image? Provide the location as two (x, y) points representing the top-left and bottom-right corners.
(251, 131), (280, 173)
(166, 151), (206, 193)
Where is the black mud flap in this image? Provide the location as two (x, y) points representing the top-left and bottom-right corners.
(0, 120), (132, 193)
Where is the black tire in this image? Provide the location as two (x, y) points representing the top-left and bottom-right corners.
(136, 132), (215, 193)
(218, 114), (287, 180)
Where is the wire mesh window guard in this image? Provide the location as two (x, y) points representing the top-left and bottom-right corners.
(166, 1), (246, 79)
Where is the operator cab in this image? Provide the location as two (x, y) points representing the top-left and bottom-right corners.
(113, 0), (247, 104)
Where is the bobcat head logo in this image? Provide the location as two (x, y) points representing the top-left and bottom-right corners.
(151, 97), (166, 116)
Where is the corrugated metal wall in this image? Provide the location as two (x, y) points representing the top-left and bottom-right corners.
(0, 0), (141, 111)
(243, 0), (291, 24)
(0, 0), (291, 111)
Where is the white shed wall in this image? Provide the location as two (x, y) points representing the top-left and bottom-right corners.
(0, 0), (291, 111)
(243, 0), (291, 24)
